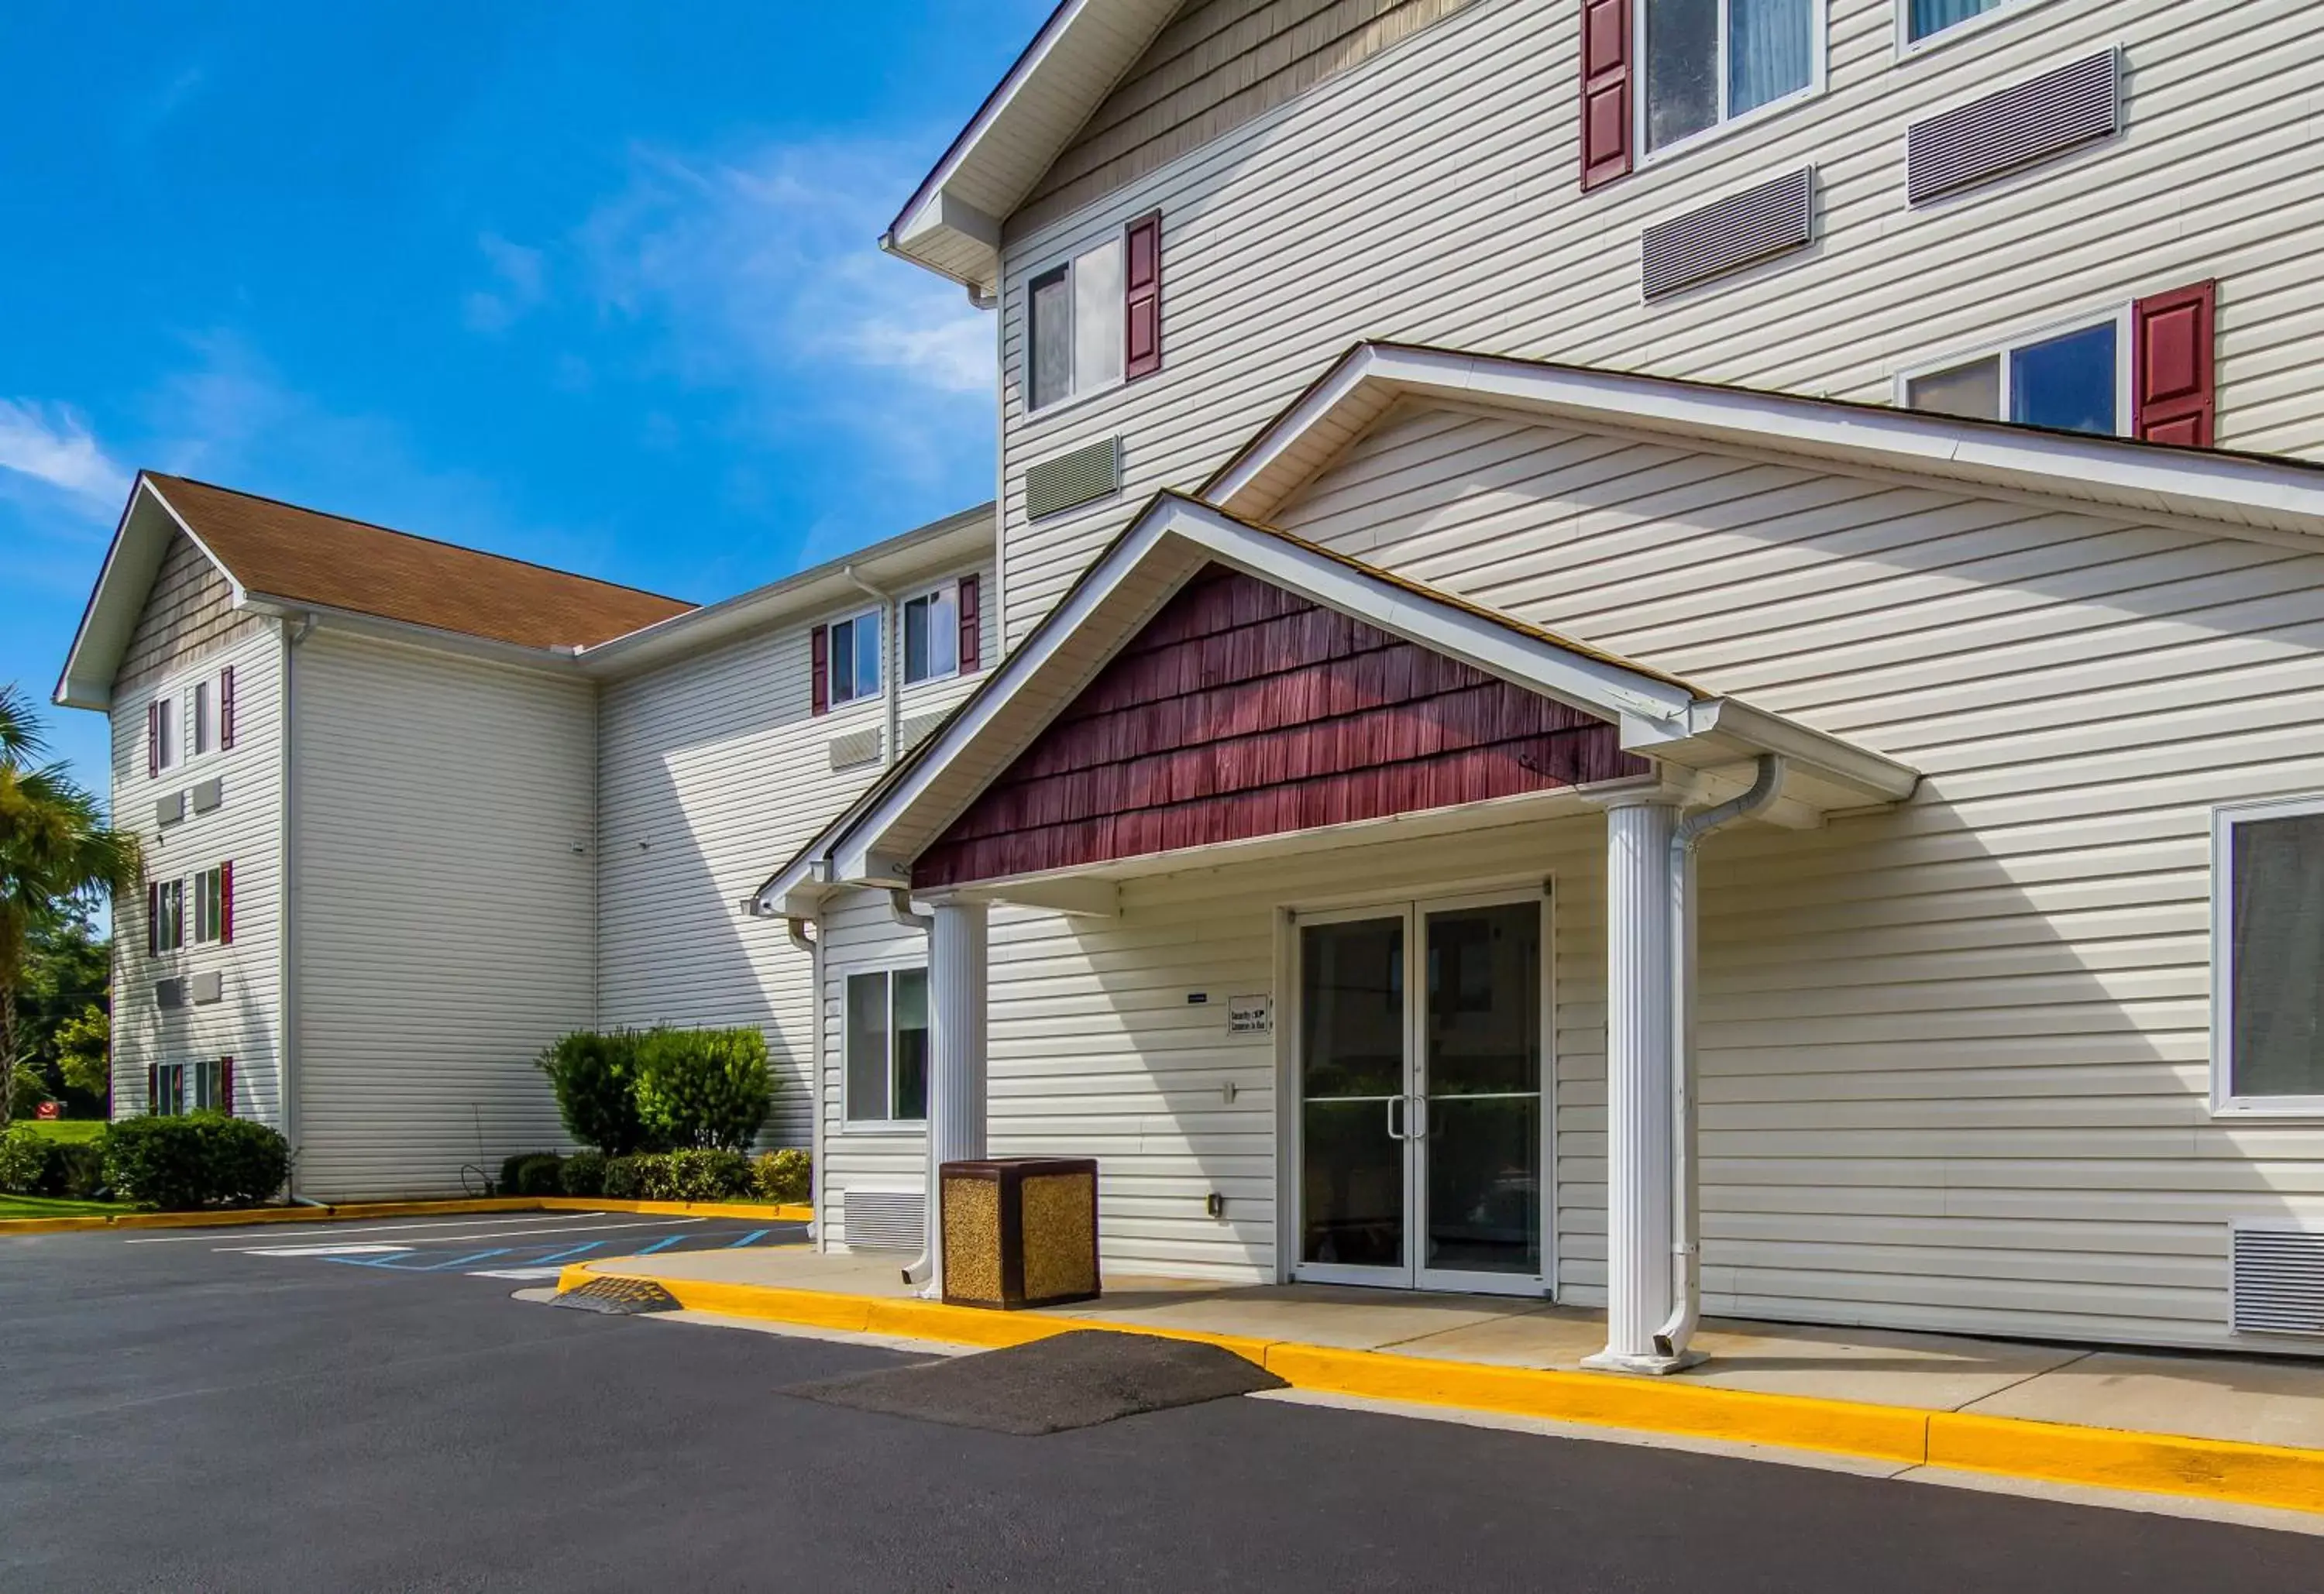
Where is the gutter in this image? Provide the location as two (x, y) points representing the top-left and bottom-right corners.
(844, 566), (901, 771)
(1654, 754), (1785, 1364)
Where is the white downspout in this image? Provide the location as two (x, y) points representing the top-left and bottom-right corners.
(1654, 754), (1785, 1364)
(843, 566), (899, 771)
(786, 915), (823, 1246)
(886, 888), (937, 1287)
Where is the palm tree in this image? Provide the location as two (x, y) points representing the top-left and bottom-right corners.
(0, 685), (139, 1128)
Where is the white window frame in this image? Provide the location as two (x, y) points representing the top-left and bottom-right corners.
(1893, 302), (2134, 438)
(902, 582), (963, 687)
(187, 678), (213, 760)
(192, 1056), (226, 1112)
(153, 878), (186, 955)
(153, 1061), (186, 1116)
(841, 960), (930, 1131)
(827, 608), (884, 707)
(193, 865), (225, 946)
(1893, 0), (2055, 61)
(1635, 0), (1829, 168)
(153, 695), (177, 775)
(1022, 233), (1127, 419)
(2212, 793), (2324, 1118)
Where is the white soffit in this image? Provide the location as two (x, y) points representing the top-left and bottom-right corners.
(767, 492), (1913, 907)
(1205, 343), (2324, 546)
(883, 0), (1181, 292)
(53, 477), (242, 711)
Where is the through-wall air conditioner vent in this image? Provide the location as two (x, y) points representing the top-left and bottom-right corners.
(1641, 167), (1814, 301)
(898, 711), (949, 754)
(827, 727), (883, 772)
(2231, 1225), (2324, 1336)
(155, 792), (186, 828)
(155, 977), (187, 1010)
(1024, 436), (1122, 520)
(1906, 49), (2119, 205)
(841, 1188), (926, 1252)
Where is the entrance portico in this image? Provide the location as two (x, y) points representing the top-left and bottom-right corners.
(760, 490), (1912, 1368)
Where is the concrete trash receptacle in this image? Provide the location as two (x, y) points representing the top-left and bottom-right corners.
(940, 1156), (1100, 1310)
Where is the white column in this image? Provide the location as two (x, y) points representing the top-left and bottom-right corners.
(1586, 795), (1679, 1370)
(926, 898), (989, 1297)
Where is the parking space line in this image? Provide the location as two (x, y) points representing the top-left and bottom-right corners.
(531, 1240), (609, 1265)
(146, 1214), (607, 1246)
(727, 1229), (770, 1249)
(633, 1235), (687, 1256)
(224, 1217), (704, 1251)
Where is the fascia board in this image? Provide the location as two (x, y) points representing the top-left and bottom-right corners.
(245, 595), (585, 677)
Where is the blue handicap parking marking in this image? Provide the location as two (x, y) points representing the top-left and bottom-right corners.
(298, 1219), (800, 1280)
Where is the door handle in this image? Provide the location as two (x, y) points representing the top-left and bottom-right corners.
(1408, 1096), (1429, 1139)
(1387, 1097), (1407, 1141)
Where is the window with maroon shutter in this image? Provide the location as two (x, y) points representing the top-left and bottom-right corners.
(219, 665), (237, 750)
(1580, 0), (1632, 191)
(957, 574), (982, 673)
(218, 1056), (235, 1118)
(147, 881), (160, 956)
(220, 860), (234, 945)
(810, 624), (830, 716)
(147, 1063), (158, 1114)
(1125, 212), (1162, 381)
(147, 701), (160, 778)
(2133, 280), (2216, 448)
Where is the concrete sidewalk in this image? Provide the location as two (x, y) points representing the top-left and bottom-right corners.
(559, 1244), (2324, 1514)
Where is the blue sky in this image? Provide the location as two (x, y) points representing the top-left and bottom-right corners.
(1, 0), (1053, 801)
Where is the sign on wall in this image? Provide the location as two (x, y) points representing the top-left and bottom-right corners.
(1228, 993), (1273, 1036)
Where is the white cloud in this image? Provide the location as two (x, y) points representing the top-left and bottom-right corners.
(579, 139), (993, 407)
(0, 400), (131, 504)
(464, 232), (549, 335)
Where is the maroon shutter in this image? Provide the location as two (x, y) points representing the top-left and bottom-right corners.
(219, 665), (237, 750)
(1124, 212), (1163, 381)
(220, 861), (235, 945)
(218, 1056), (235, 1118)
(146, 882), (160, 956)
(146, 1063), (158, 1115)
(810, 625), (830, 716)
(1580, 0), (1632, 191)
(2133, 280), (2216, 448)
(147, 701), (160, 778)
(957, 575), (982, 674)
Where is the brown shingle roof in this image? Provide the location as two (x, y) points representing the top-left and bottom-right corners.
(144, 473), (693, 651)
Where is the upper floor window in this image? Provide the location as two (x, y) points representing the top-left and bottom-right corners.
(830, 610), (881, 706)
(1643, 0), (1819, 154)
(2214, 796), (2324, 1115)
(192, 862), (233, 946)
(902, 584), (961, 685)
(1903, 316), (2123, 436)
(148, 696), (177, 778)
(845, 966), (929, 1125)
(1025, 213), (1163, 414)
(189, 678), (214, 757)
(148, 664), (235, 778)
(148, 878), (185, 955)
(1906, 0), (2006, 43)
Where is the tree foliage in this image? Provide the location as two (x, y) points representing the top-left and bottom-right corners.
(0, 687), (138, 1128)
(633, 1027), (774, 1153)
(53, 1003), (110, 1099)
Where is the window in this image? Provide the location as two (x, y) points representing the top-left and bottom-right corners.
(193, 864), (232, 945)
(189, 679), (214, 758)
(193, 1056), (229, 1113)
(1906, 0), (2006, 43)
(149, 878), (185, 955)
(1642, 0), (1818, 155)
(153, 1062), (186, 1116)
(2215, 798), (2324, 1114)
(829, 610), (882, 706)
(150, 696), (177, 777)
(845, 967), (929, 1124)
(1903, 316), (2123, 436)
(902, 585), (961, 685)
(1028, 237), (1125, 413)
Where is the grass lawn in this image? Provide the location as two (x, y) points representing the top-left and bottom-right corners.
(0, 1193), (115, 1220)
(24, 1118), (105, 1146)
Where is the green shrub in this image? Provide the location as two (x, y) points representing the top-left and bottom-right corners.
(751, 1149), (810, 1204)
(0, 1125), (46, 1194)
(516, 1154), (564, 1197)
(634, 1027), (772, 1153)
(559, 1149), (607, 1197)
(665, 1148), (749, 1201)
(536, 1030), (651, 1156)
(103, 1115), (290, 1210)
(40, 1140), (106, 1200)
(602, 1154), (650, 1200)
(498, 1153), (534, 1197)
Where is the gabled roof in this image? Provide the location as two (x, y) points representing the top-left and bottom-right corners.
(884, 0), (1181, 292)
(56, 473), (693, 708)
(1205, 342), (2324, 541)
(753, 491), (1917, 916)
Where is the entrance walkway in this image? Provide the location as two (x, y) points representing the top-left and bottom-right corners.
(562, 1245), (2324, 1457)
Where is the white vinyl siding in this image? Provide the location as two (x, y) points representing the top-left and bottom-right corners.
(991, 0), (2324, 650)
(110, 625), (285, 1129)
(816, 891), (934, 1250)
(290, 633), (595, 1200)
(596, 563), (995, 1153)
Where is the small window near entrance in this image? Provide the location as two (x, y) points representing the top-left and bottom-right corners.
(2215, 797), (2324, 1115)
(845, 967), (929, 1125)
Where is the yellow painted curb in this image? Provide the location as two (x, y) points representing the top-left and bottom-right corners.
(0, 1195), (813, 1236)
(559, 1262), (2324, 1516)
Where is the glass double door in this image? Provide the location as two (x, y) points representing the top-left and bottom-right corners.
(1294, 891), (1546, 1295)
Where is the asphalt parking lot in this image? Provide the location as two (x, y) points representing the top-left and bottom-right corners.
(7, 1219), (2324, 1593)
